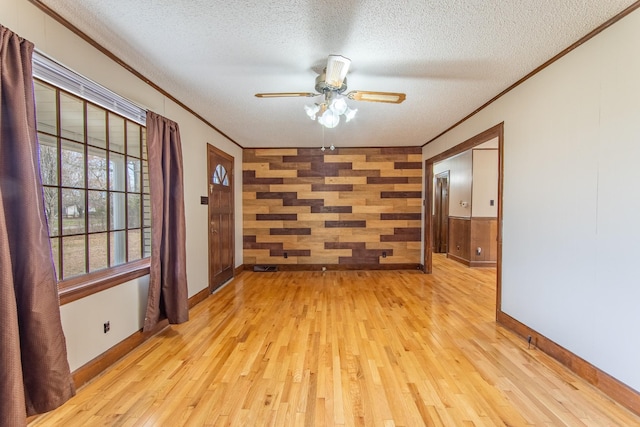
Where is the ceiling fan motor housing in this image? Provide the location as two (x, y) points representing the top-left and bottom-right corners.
(315, 71), (347, 94)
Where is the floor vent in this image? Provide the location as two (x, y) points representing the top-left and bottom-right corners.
(253, 265), (278, 272)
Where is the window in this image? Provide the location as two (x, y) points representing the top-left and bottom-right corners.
(213, 164), (229, 186)
(34, 79), (151, 285)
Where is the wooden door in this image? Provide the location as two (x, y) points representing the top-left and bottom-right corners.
(434, 171), (450, 253)
(207, 144), (234, 292)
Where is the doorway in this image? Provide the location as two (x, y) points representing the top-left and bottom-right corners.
(433, 171), (450, 254)
(423, 123), (504, 317)
(207, 144), (235, 293)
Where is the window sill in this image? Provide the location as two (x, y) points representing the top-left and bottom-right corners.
(58, 258), (151, 306)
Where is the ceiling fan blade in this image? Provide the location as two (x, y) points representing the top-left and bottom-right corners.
(346, 91), (406, 104)
(325, 55), (351, 89)
(255, 92), (318, 98)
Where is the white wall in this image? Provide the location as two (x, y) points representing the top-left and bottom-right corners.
(433, 147), (498, 218)
(433, 150), (472, 217)
(59, 276), (149, 371)
(2, 0), (244, 370)
(423, 9), (640, 391)
(471, 149), (498, 218)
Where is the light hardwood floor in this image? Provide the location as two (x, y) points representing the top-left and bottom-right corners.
(30, 255), (640, 426)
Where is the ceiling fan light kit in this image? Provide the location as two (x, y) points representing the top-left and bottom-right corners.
(255, 54), (406, 129)
(305, 91), (357, 129)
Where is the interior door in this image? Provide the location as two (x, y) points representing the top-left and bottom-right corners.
(207, 144), (234, 292)
(434, 171), (450, 253)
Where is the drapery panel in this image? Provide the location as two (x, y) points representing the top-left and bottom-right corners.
(0, 25), (74, 426)
(143, 111), (189, 332)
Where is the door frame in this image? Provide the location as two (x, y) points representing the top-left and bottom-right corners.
(423, 122), (504, 317)
(206, 143), (235, 293)
(433, 170), (450, 254)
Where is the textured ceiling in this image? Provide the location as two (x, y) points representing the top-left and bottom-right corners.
(39, 0), (637, 149)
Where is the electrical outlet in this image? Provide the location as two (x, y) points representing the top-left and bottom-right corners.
(103, 321), (110, 333)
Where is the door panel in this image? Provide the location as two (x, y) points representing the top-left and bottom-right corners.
(434, 171), (450, 253)
(207, 145), (234, 292)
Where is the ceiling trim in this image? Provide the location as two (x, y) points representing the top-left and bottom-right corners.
(28, 0), (245, 149)
(421, 0), (640, 148)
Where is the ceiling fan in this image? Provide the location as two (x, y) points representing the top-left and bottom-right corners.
(255, 55), (406, 128)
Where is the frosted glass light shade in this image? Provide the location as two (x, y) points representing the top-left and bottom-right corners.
(344, 107), (357, 122)
(330, 96), (348, 115)
(319, 109), (339, 128)
(304, 104), (319, 119)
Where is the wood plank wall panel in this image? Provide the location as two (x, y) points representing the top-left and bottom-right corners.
(448, 217), (471, 263)
(470, 218), (498, 266)
(448, 217), (497, 267)
(243, 147), (422, 267)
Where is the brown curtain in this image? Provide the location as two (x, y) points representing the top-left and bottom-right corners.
(143, 111), (189, 332)
(0, 25), (75, 426)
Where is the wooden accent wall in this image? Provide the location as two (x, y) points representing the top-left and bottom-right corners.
(470, 218), (498, 266)
(448, 217), (497, 267)
(448, 217), (471, 263)
(243, 147), (422, 268)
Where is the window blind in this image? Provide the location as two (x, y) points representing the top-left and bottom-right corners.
(32, 50), (146, 125)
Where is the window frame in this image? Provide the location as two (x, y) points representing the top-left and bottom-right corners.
(58, 258), (150, 305)
(33, 65), (151, 304)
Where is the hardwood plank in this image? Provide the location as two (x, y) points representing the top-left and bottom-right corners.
(30, 255), (640, 426)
